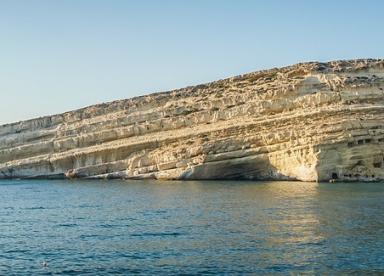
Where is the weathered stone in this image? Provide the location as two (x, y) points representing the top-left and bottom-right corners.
(0, 59), (383, 182)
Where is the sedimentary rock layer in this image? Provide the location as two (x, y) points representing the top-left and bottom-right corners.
(1, 59), (383, 181)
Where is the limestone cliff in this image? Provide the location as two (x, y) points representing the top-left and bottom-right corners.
(1, 59), (383, 182)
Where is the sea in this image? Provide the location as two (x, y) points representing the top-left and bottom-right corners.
(0, 180), (383, 275)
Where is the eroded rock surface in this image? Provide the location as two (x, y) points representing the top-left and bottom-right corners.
(1, 59), (384, 181)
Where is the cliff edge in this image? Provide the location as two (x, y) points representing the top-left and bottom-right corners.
(1, 59), (383, 182)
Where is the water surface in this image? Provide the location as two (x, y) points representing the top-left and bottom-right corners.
(0, 180), (383, 274)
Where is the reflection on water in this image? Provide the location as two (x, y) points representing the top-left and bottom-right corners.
(0, 180), (383, 274)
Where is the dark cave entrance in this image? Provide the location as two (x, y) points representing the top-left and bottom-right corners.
(331, 172), (338, 179)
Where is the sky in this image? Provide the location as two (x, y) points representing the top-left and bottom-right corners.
(0, 0), (383, 124)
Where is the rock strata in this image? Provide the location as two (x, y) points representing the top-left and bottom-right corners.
(1, 59), (383, 182)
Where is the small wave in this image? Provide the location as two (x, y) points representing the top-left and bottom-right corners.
(130, 232), (183, 237)
(78, 204), (101, 208)
(23, 206), (46, 210)
(79, 234), (99, 239)
(265, 264), (299, 272)
(57, 223), (78, 227)
(4, 249), (30, 254)
(98, 224), (120, 228)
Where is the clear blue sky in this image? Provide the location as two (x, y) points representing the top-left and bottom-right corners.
(0, 0), (383, 124)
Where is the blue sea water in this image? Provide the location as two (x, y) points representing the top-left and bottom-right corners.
(0, 180), (383, 275)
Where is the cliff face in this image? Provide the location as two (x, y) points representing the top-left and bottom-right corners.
(1, 59), (383, 182)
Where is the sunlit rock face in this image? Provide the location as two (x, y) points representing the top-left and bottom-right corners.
(0, 59), (383, 182)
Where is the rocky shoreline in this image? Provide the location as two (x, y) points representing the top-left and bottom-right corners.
(1, 59), (383, 182)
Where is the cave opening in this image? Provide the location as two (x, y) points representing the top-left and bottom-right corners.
(331, 172), (338, 179)
(357, 140), (364, 145)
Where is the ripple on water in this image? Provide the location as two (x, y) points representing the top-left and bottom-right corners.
(130, 232), (184, 238)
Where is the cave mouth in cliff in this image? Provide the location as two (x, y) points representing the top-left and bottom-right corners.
(331, 172), (338, 179)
